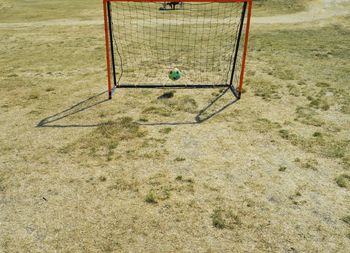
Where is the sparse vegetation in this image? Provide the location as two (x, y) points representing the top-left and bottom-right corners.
(97, 117), (144, 140)
(295, 158), (319, 171)
(174, 157), (186, 162)
(45, 87), (55, 92)
(212, 209), (225, 229)
(342, 216), (350, 225)
(336, 174), (350, 188)
(99, 176), (107, 182)
(138, 117), (148, 122)
(142, 106), (172, 117)
(1, 0), (350, 252)
(159, 127), (172, 134)
(145, 191), (158, 204)
(253, 0), (312, 16)
(253, 118), (281, 133)
(0, 176), (4, 192)
(279, 165), (287, 172)
(175, 175), (183, 181)
(28, 93), (39, 100)
(312, 132), (322, 138)
(211, 208), (241, 229)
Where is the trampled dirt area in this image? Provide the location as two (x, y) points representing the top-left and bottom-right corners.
(0, 0), (349, 252)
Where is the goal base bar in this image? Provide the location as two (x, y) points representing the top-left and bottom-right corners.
(110, 84), (241, 99)
(117, 84), (230, 89)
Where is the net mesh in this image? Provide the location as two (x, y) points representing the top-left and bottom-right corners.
(109, 2), (246, 87)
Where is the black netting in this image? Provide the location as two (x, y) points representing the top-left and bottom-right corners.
(109, 2), (247, 87)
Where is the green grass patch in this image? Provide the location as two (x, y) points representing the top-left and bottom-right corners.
(294, 106), (323, 127)
(0, 176), (4, 192)
(253, 0), (312, 16)
(61, 117), (149, 161)
(142, 106), (172, 117)
(162, 95), (198, 114)
(279, 165), (287, 172)
(96, 117), (144, 140)
(342, 216), (350, 225)
(253, 118), (281, 133)
(159, 127), (172, 134)
(174, 157), (186, 162)
(336, 174), (350, 189)
(145, 191), (158, 204)
(279, 128), (349, 159)
(211, 208), (241, 230)
(0, 0), (99, 22)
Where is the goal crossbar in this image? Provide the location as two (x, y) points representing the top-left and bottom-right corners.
(103, 0), (253, 99)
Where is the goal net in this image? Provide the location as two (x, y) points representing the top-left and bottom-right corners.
(103, 0), (252, 99)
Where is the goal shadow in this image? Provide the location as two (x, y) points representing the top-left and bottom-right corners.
(36, 91), (109, 128)
(138, 87), (239, 126)
(37, 87), (238, 128)
(196, 87), (239, 123)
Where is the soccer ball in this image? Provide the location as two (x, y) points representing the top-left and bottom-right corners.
(169, 68), (181, 81)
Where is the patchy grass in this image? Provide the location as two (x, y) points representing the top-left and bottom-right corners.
(142, 106), (172, 117)
(211, 209), (225, 229)
(0, 176), (4, 192)
(253, 118), (281, 133)
(145, 191), (158, 204)
(161, 95), (198, 114)
(61, 117), (151, 161)
(175, 175), (183, 181)
(1, 1), (350, 252)
(279, 128), (349, 160)
(342, 216), (350, 225)
(253, 0), (313, 16)
(159, 127), (172, 134)
(253, 79), (281, 100)
(295, 106), (324, 127)
(336, 174), (350, 189)
(0, 0), (100, 22)
(108, 177), (139, 192)
(28, 93), (39, 100)
(279, 165), (287, 172)
(342, 157), (350, 171)
(211, 208), (241, 230)
(295, 158), (319, 171)
(174, 157), (186, 162)
(96, 117), (144, 140)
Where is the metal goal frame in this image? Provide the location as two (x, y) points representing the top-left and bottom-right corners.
(103, 0), (253, 99)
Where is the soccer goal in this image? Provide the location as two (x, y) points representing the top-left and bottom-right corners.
(103, 0), (253, 99)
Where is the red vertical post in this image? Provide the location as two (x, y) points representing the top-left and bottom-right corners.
(103, 0), (113, 99)
(238, 0), (252, 95)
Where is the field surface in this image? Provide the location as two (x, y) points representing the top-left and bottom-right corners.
(0, 0), (350, 252)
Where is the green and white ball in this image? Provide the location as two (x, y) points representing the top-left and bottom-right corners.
(169, 68), (181, 81)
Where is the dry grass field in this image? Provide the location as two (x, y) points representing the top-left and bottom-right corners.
(1, 0), (350, 252)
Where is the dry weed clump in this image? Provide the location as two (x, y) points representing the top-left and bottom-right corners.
(279, 128), (349, 160)
(96, 117), (146, 140)
(211, 207), (241, 230)
(336, 174), (350, 189)
(61, 117), (148, 161)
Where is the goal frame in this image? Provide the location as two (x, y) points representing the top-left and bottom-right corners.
(103, 0), (253, 99)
